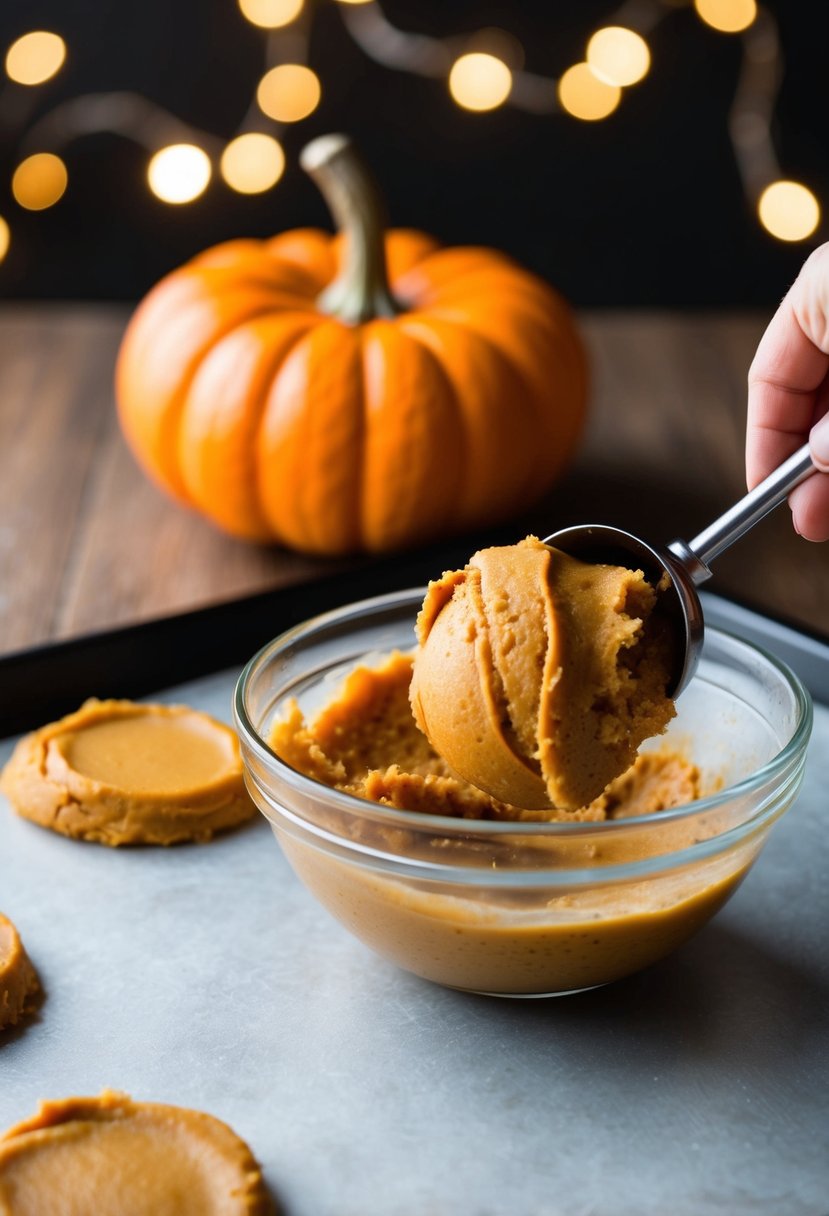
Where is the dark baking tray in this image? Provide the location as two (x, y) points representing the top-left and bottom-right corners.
(0, 530), (508, 737)
(3, 526), (828, 737)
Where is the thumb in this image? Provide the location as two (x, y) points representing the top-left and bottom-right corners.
(810, 409), (829, 473)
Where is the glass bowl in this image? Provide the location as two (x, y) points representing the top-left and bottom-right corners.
(234, 589), (812, 998)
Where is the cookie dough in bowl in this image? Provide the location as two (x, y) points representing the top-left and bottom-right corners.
(235, 588), (812, 997)
(1, 699), (255, 846)
(410, 537), (677, 810)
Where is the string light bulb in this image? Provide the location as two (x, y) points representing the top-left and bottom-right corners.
(221, 133), (285, 193)
(257, 64), (320, 122)
(12, 153), (68, 210)
(694, 0), (757, 34)
(448, 52), (512, 112)
(587, 27), (650, 87)
(0, 1), (820, 258)
(147, 144), (211, 204)
(558, 63), (621, 121)
(237, 0), (303, 29)
(5, 31), (66, 86)
(758, 181), (820, 242)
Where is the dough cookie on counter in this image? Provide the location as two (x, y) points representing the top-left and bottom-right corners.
(0, 699), (255, 846)
(0, 1091), (273, 1215)
(0, 915), (39, 1032)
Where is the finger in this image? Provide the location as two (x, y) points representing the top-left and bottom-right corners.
(747, 243), (829, 486)
(789, 473), (829, 541)
(810, 395), (829, 473)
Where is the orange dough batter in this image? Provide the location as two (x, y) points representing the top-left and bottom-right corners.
(271, 651), (695, 823)
(410, 536), (677, 810)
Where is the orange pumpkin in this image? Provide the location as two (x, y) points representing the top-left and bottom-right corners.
(116, 134), (587, 555)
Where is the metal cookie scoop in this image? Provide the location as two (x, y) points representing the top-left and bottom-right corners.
(544, 443), (818, 698)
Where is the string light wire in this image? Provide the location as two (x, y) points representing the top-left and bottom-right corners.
(0, 0), (823, 252)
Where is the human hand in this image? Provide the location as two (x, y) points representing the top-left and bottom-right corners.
(747, 242), (829, 541)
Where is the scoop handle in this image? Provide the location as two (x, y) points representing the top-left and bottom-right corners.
(669, 443), (817, 583)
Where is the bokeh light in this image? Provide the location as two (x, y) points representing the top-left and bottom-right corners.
(758, 181), (820, 242)
(448, 52), (512, 112)
(587, 27), (650, 87)
(694, 0), (757, 33)
(257, 64), (321, 122)
(221, 133), (285, 193)
(237, 0), (303, 29)
(12, 153), (68, 210)
(5, 31), (66, 86)
(0, 218), (9, 263)
(558, 63), (621, 121)
(147, 144), (211, 204)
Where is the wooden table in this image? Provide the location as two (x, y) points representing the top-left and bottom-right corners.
(2, 304), (827, 660)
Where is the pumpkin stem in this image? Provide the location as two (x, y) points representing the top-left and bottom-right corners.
(300, 133), (401, 325)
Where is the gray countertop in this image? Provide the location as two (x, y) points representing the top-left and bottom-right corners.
(1, 606), (828, 1215)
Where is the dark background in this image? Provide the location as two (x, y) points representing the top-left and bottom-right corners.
(1, 0), (826, 306)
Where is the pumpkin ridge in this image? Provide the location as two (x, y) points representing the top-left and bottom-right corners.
(399, 312), (539, 525)
(395, 316), (472, 526)
(249, 316), (326, 544)
(424, 272), (561, 327)
(264, 228), (336, 288)
(392, 247), (516, 306)
(186, 245), (327, 300)
(302, 321), (364, 552)
(181, 312), (320, 539)
(117, 277), (316, 506)
(167, 300), (318, 506)
(425, 296), (588, 495)
(384, 230), (442, 291)
(450, 314), (553, 509)
(191, 267), (321, 302)
(256, 319), (365, 553)
(359, 319), (463, 551)
(355, 324), (376, 549)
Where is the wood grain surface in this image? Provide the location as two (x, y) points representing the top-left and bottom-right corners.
(1, 303), (826, 657)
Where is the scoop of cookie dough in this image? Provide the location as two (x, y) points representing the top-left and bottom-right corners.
(410, 536), (676, 811)
(0, 699), (254, 846)
(0, 1091), (273, 1215)
(0, 914), (39, 1032)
